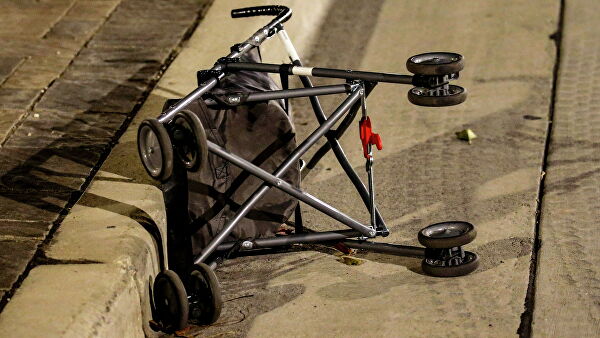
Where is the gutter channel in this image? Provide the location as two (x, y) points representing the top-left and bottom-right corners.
(517, 0), (566, 336)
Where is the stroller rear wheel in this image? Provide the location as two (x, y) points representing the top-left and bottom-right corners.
(152, 270), (189, 331)
(406, 52), (464, 75)
(187, 263), (223, 325)
(138, 118), (173, 181)
(422, 250), (479, 277)
(418, 221), (476, 249)
(172, 110), (208, 172)
(407, 85), (467, 107)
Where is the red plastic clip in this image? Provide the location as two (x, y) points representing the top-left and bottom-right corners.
(359, 116), (383, 159)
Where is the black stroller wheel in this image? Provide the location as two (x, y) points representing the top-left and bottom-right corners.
(422, 251), (479, 277)
(153, 270), (189, 331)
(408, 85), (467, 107)
(418, 221), (476, 249)
(137, 118), (173, 181)
(187, 263), (222, 325)
(406, 52), (464, 75)
(172, 110), (208, 172)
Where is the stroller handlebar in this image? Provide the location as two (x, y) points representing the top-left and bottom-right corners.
(231, 5), (291, 24)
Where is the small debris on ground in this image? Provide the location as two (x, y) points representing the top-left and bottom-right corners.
(455, 128), (477, 144)
(339, 255), (364, 265)
(333, 242), (355, 255)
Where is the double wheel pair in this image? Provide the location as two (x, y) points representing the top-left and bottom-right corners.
(137, 108), (208, 182)
(406, 52), (467, 107)
(418, 221), (479, 277)
(152, 263), (222, 332)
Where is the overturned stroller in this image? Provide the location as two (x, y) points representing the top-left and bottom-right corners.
(137, 5), (478, 332)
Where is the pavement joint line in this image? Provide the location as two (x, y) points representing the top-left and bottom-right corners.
(39, 0), (79, 40)
(0, 0), (119, 148)
(0, 0), (215, 314)
(0, 58), (26, 88)
(517, 0), (566, 336)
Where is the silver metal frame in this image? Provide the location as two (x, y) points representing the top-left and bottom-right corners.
(151, 8), (433, 269)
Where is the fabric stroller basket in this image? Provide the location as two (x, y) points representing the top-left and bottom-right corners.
(181, 47), (299, 254)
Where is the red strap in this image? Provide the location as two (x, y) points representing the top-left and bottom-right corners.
(359, 117), (383, 159)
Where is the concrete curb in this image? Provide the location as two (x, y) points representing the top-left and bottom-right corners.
(0, 1), (332, 336)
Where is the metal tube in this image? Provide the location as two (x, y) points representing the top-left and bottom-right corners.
(277, 29), (300, 62)
(342, 240), (426, 258)
(243, 84), (350, 102)
(226, 62), (414, 84)
(157, 77), (219, 123)
(206, 85), (350, 106)
(208, 142), (373, 235)
(311, 67), (413, 84)
(216, 230), (361, 251)
(194, 88), (364, 264)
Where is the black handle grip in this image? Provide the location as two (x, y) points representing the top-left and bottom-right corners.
(231, 5), (289, 18)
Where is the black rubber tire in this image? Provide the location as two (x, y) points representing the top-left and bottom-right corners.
(187, 263), (222, 325)
(418, 221), (477, 249)
(137, 118), (173, 181)
(408, 85), (467, 107)
(172, 110), (208, 173)
(406, 52), (464, 75)
(153, 270), (189, 331)
(422, 251), (479, 277)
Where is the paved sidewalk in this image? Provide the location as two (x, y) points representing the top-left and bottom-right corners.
(0, 0), (207, 312)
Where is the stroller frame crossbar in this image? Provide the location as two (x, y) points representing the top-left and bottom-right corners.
(196, 86), (375, 264)
(139, 5), (478, 331)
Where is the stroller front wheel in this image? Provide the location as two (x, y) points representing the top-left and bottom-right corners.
(137, 118), (173, 181)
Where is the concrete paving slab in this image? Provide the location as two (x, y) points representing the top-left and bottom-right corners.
(64, 0), (120, 21)
(0, 88), (42, 110)
(0, 56), (23, 85)
(0, 239), (39, 290)
(6, 110), (126, 147)
(0, 0), (75, 39)
(0, 190), (71, 223)
(0, 145), (107, 192)
(1, 55), (74, 90)
(0, 220), (52, 240)
(0, 109), (27, 144)
(35, 77), (147, 114)
(532, 0), (600, 336)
